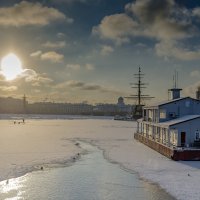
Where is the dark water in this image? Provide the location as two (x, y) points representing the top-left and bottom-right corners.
(0, 142), (175, 200)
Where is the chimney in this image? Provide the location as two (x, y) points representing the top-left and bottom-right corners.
(168, 88), (182, 100)
(196, 87), (200, 100)
(168, 70), (182, 100)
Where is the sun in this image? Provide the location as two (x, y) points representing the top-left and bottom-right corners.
(1, 53), (23, 80)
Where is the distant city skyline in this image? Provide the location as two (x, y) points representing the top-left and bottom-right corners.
(0, 0), (200, 104)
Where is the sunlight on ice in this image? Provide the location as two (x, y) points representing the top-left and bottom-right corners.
(0, 176), (26, 200)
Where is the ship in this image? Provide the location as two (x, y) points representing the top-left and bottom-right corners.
(125, 67), (154, 119)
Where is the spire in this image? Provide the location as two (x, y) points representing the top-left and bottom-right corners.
(23, 94), (27, 113)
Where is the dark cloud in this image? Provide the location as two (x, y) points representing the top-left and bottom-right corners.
(93, 0), (200, 60)
(127, 0), (193, 40)
(82, 84), (101, 90)
(54, 80), (125, 97)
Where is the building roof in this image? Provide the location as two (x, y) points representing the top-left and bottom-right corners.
(158, 115), (200, 128)
(144, 97), (200, 109)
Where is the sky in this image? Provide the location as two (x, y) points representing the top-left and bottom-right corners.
(0, 0), (200, 104)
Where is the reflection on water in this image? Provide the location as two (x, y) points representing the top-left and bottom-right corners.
(0, 142), (176, 200)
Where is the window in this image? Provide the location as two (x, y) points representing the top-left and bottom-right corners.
(160, 109), (166, 119)
(149, 110), (153, 118)
(169, 112), (176, 118)
(185, 101), (190, 107)
(195, 130), (199, 140)
(170, 129), (178, 146)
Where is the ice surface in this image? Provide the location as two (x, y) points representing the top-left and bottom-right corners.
(0, 118), (199, 200)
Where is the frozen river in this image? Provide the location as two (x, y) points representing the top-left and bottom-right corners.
(0, 142), (175, 200)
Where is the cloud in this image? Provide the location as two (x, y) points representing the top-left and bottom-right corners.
(66, 64), (81, 70)
(52, 0), (91, 4)
(82, 84), (101, 90)
(0, 67), (53, 88)
(93, 0), (200, 60)
(66, 63), (95, 70)
(57, 32), (66, 38)
(0, 86), (18, 92)
(41, 51), (64, 63)
(55, 80), (84, 89)
(0, 1), (72, 27)
(42, 41), (66, 49)
(94, 0), (194, 43)
(155, 40), (200, 60)
(85, 63), (95, 70)
(54, 80), (124, 95)
(184, 81), (200, 98)
(193, 8), (200, 18)
(30, 50), (42, 57)
(125, 0), (193, 40)
(20, 69), (53, 86)
(93, 13), (139, 45)
(190, 70), (200, 78)
(100, 45), (114, 56)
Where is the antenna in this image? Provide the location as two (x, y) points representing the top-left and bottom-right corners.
(169, 70), (182, 100)
(173, 70), (179, 89)
(176, 70), (178, 88)
(175, 70), (177, 88)
(23, 94), (27, 114)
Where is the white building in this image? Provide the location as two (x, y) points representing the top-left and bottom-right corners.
(137, 88), (200, 148)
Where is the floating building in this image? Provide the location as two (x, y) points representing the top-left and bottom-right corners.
(135, 74), (200, 161)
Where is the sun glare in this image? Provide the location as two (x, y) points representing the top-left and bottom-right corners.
(1, 53), (23, 80)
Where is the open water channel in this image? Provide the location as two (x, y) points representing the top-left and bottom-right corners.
(0, 142), (175, 200)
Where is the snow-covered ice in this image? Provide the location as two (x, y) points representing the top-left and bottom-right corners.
(0, 118), (200, 200)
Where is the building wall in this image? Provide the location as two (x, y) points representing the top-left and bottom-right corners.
(138, 121), (171, 146)
(138, 118), (200, 147)
(143, 108), (159, 122)
(0, 97), (25, 113)
(159, 98), (200, 122)
(170, 118), (200, 146)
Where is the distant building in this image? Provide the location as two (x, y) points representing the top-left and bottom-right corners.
(93, 97), (132, 116)
(117, 97), (132, 113)
(94, 103), (118, 115)
(196, 87), (200, 100)
(117, 97), (124, 106)
(28, 102), (93, 115)
(0, 96), (131, 116)
(0, 97), (25, 114)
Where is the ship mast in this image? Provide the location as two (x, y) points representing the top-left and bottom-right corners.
(138, 67), (142, 105)
(125, 67), (154, 105)
(125, 67), (154, 118)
